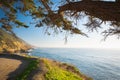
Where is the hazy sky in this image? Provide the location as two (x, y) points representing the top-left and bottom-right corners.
(12, 13), (120, 49)
(13, 25), (120, 49)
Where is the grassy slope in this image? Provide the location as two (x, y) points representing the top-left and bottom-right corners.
(20, 56), (92, 80)
(43, 58), (83, 80)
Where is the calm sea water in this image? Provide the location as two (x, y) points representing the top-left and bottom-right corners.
(30, 48), (120, 80)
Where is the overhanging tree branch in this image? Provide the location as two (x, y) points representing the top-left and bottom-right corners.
(58, 1), (120, 22)
(0, 0), (120, 38)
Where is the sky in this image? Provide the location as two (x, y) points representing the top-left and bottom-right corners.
(1, 0), (120, 49)
(11, 12), (120, 49)
(13, 23), (120, 49)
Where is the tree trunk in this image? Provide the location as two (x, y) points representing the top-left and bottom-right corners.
(58, 1), (120, 22)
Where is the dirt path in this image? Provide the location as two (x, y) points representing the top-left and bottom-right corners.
(0, 54), (29, 80)
(0, 58), (22, 80)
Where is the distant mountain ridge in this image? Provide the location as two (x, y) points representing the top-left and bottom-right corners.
(0, 28), (31, 53)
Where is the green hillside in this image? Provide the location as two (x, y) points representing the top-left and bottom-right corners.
(0, 28), (31, 53)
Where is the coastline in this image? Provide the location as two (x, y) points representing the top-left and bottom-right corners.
(0, 53), (92, 80)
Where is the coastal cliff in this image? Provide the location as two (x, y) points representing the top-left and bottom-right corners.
(0, 28), (31, 53)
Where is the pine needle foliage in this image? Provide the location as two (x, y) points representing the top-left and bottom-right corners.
(0, 0), (120, 38)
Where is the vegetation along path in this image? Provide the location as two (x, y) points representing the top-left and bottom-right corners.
(0, 53), (92, 80)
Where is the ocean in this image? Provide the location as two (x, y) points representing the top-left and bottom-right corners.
(29, 48), (120, 80)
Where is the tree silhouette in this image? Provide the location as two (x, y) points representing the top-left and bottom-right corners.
(0, 0), (120, 38)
